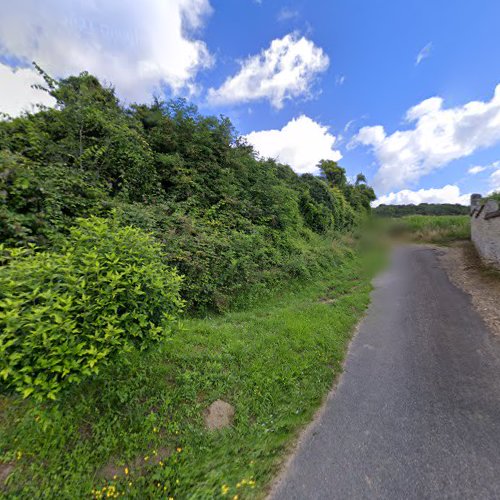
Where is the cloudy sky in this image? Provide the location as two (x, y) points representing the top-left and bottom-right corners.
(1, 0), (500, 205)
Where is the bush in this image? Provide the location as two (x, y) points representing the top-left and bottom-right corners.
(0, 151), (108, 247)
(0, 216), (184, 400)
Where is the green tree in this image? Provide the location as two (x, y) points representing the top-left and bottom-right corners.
(318, 160), (347, 189)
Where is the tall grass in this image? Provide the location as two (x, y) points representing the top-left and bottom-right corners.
(386, 215), (470, 243)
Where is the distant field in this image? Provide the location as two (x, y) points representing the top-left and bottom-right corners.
(385, 215), (470, 243)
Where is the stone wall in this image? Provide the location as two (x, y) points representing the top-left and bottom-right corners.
(470, 194), (500, 269)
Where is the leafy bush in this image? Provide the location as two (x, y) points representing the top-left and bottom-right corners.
(0, 217), (184, 400)
(487, 192), (500, 202)
(0, 150), (107, 246)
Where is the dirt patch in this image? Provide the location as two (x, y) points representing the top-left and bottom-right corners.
(318, 297), (336, 305)
(0, 462), (14, 484)
(438, 241), (500, 336)
(204, 400), (235, 430)
(78, 422), (93, 440)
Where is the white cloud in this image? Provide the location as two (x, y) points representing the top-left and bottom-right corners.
(415, 42), (432, 65)
(277, 7), (299, 22)
(208, 33), (329, 109)
(244, 115), (342, 174)
(344, 119), (356, 132)
(0, 0), (213, 110)
(490, 168), (500, 191)
(373, 185), (470, 207)
(469, 165), (487, 174)
(0, 63), (56, 116)
(354, 83), (500, 193)
(335, 74), (346, 86)
(468, 160), (499, 175)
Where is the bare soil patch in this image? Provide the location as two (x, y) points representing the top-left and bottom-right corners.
(204, 400), (234, 430)
(438, 241), (500, 336)
(0, 462), (14, 485)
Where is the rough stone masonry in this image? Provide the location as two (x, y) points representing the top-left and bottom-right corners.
(470, 194), (500, 269)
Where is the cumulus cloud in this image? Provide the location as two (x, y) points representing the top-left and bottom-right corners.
(0, 0), (213, 110)
(208, 33), (329, 109)
(415, 42), (432, 65)
(0, 63), (56, 116)
(244, 115), (342, 174)
(354, 83), (500, 193)
(373, 185), (470, 207)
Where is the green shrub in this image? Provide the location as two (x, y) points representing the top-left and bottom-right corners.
(0, 150), (108, 247)
(0, 216), (184, 400)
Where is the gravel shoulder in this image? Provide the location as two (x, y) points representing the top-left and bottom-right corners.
(438, 241), (500, 336)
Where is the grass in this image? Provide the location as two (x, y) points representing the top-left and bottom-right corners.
(0, 237), (384, 499)
(384, 215), (470, 244)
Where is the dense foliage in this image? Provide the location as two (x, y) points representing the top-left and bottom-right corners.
(487, 192), (500, 202)
(373, 203), (469, 217)
(0, 69), (375, 315)
(0, 217), (183, 400)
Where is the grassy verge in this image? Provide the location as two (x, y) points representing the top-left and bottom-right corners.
(383, 215), (470, 244)
(0, 237), (384, 499)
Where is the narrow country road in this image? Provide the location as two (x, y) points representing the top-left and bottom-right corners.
(271, 245), (500, 499)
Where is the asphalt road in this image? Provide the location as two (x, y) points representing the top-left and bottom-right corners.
(271, 246), (500, 500)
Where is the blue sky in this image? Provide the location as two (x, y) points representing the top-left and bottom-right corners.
(1, 0), (500, 204)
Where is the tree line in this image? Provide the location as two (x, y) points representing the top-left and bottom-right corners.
(1, 69), (376, 312)
(373, 203), (469, 217)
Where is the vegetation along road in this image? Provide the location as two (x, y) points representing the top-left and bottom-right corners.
(272, 245), (500, 499)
